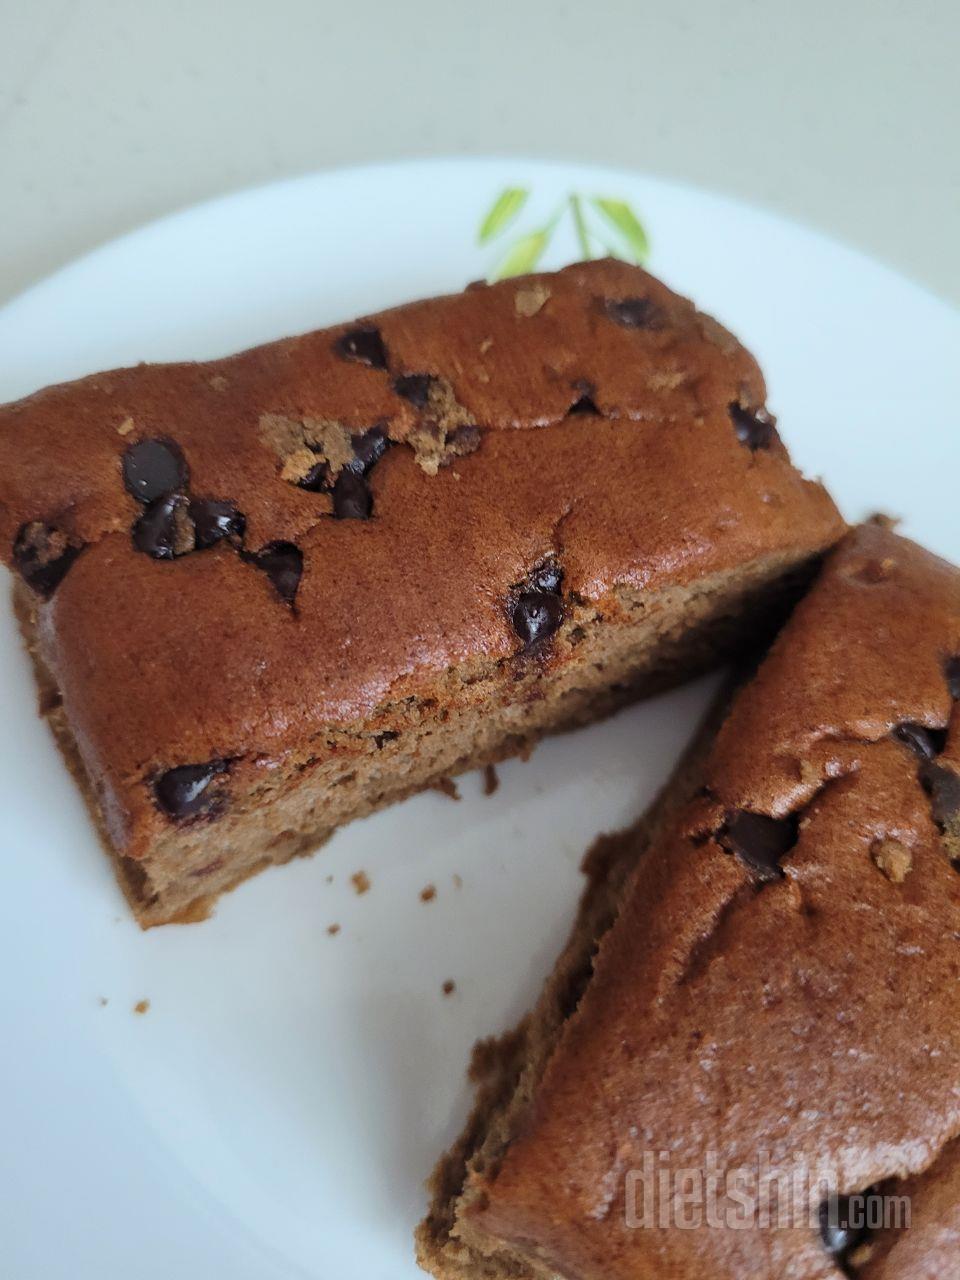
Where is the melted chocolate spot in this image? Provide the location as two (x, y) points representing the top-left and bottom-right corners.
(530, 561), (563, 594)
(334, 326), (388, 370)
(190, 499), (246, 549)
(347, 425), (389, 476)
(393, 372), (435, 408)
(122, 438), (188, 503)
(247, 541), (303, 604)
(12, 522), (81, 597)
(894, 721), (947, 760)
(132, 493), (195, 560)
(921, 762), (960, 830)
(332, 470), (373, 520)
(604, 296), (661, 329)
(818, 1189), (883, 1268)
(512, 590), (563, 650)
(729, 403), (777, 451)
(296, 457), (330, 493)
(154, 760), (227, 820)
(945, 656), (960, 701)
(718, 810), (799, 882)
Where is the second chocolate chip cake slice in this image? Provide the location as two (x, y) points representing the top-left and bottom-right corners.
(0, 260), (842, 924)
(417, 522), (960, 1280)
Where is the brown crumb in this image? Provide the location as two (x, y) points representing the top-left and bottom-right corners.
(327, 922), (341, 936)
(452, 873), (463, 889)
(482, 763), (500, 796)
(116, 417), (134, 436)
(872, 838), (913, 883)
(133, 999), (150, 1015)
(351, 870), (371, 895)
(433, 776), (461, 801)
(442, 980), (456, 996)
(420, 884), (437, 902)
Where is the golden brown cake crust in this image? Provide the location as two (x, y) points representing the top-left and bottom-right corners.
(438, 525), (960, 1280)
(0, 260), (842, 918)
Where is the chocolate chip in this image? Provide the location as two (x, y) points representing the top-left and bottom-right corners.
(246, 541), (303, 604)
(921, 762), (960, 830)
(347, 425), (389, 476)
(894, 721), (947, 760)
(12, 521), (81, 597)
(154, 760), (227, 820)
(818, 1193), (878, 1263)
(122, 438), (188, 503)
(945, 656), (960, 700)
(332, 470), (373, 520)
(512, 589), (563, 650)
(334, 326), (388, 370)
(132, 493), (195, 560)
(190, 499), (246, 549)
(295, 458), (330, 493)
(604, 296), (660, 329)
(718, 810), (799, 882)
(394, 373), (435, 408)
(530, 561), (563, 594)
(729, 403), (777, 451)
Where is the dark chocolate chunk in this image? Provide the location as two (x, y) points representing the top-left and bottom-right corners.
(818, 1193), (877, 1262)
(132, 493), (195, 560)
(604, 296), (661, 329)
(122, 438), (188, 503)
(12, 521), (81, 597)
(347, 425), (389, 476)
(894, 721), (947, 760)
(718, 810), (799, 882)
(334, 326), (388, 370)
(512, 589), (563, 650)
(394, 372), (435, 408)
(247, 541), (303, 604)
(729, 403), (777, 451)
(530, 561), (563, 594)
(190, 499), (246, 549)
(945, 656), (960, 700)
(295, 457), (331, 493)
(332, 470), (373, 520)
(567, 395), (599, 415)
(154, 760), (227, 820)
(921, 762), (960, 830)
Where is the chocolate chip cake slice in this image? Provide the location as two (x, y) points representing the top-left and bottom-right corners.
(0, 260), (842, 925)
(418, 522), (960, 1280)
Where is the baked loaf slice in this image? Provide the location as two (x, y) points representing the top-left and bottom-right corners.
(0, 260), (842, 925)
(418, 522), (960, 1280)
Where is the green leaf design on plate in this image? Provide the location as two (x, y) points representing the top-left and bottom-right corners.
(478, 188), (529, 245)
(591, 197), (650, 262)
(493, 230), (549, 280)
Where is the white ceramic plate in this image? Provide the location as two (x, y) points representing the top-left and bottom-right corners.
(1, 159), (958, 1280)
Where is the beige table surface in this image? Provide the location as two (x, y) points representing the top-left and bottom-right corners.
(2, 0), (958, 309)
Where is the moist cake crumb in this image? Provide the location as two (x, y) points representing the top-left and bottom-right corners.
(350, 871), (370, 896)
